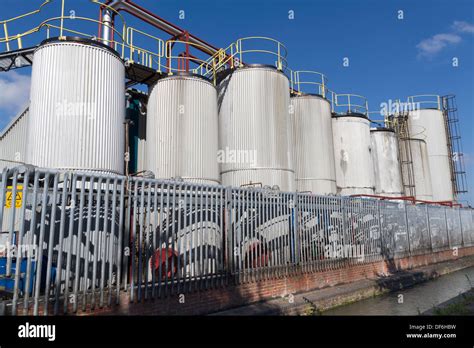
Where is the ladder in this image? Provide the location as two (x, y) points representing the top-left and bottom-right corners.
(442, 95), (468, 198)
(389, 111), (416, 197)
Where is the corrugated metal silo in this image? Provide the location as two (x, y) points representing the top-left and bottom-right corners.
(145, 73), (220, 185)
(291, 95), (336, 194)
(0, 106), (29, 171)
(218, 65), (295, 191)
(407, 96), (453, 201)
(27, 38), (125, 174)
(400, 138), (433, 200)
(370, 128), (403, 197)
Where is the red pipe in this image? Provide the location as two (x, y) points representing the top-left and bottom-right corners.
(349, 194), (462, 207)
(103, 0), (234, 65)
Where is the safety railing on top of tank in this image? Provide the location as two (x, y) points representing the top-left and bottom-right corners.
(0, 0), (53, 52)
(165, 39), (221, 84)
(233, 36), (289, 72)
(126, 26), (164, 72)
(334, 94), (369, 116)
(407, 95), (442, 110)
(0, 0), (165, 73)
(290, 70), (329, 98)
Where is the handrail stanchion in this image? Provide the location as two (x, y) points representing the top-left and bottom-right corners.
(60, 0), (65, 38)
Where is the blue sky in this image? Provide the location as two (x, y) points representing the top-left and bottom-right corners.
(1, 0), (473, 203)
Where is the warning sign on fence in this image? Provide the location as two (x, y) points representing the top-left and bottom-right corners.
(5, 185), (23, 209)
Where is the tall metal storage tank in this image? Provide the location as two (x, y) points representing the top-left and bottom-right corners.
(407, 99), (453, 201)
(27, 38), (125, 174)
(291, 95), (336, 194)
(146, 73), (220, 185)
(370, 128), (403, 197)
(332, 114), (375, 195)
(400, 138), (433, 200)
(0, 106), (29, 171)
(218, 65), (295, 191)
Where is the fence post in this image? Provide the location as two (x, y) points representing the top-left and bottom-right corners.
(458, 208), (464, 248)
(292, 192), (300, 269)
(403, 201), (411, 256)
(426, 205), (433, 253)
(376, 200), (384, 260)
(445, 207), (450, 250)
(224, 187), (233, 285)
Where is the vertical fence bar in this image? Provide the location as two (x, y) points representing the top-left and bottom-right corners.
(53, 172), (69, 315)
(11, 169), (31, 315)
(33, 172), (51, 315)
(43, 173), (60, 315)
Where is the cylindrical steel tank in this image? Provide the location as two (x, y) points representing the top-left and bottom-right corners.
(27, 38), (125, 174)
(400, 138), (433, 201)
(332, 114), (375, 195)
(407, 108), (453, 201)
(146, 73), (220, 185)
(218, 65), (295, 191)
(370, 128), (403, 197)
(0, 107), (29, 171)
(291, 95), (336, 194)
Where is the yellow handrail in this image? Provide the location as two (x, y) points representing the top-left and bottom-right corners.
(234, 36), (288, 71)
(0, 0), (165, 73)
(126, 27), (164, 72)
(166, 39), (221, 83)
(335, 94), (369, 116)
(407, 95), (441, 110)
(291, 70), (328, 98)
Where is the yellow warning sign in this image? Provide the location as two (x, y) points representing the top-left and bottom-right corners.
(5, 185), (23, 209)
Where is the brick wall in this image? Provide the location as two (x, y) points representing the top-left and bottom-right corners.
(73, 246), (474, 316)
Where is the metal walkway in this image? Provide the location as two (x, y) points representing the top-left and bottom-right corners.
(0, 47), (36, 72)
(0, 45), (164, 86)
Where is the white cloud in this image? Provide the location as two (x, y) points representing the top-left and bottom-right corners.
(0, 71), (31, 118)
(416, 33), (462, 58)
(417, 20), (474, 59)
(452, 21), (474, 34)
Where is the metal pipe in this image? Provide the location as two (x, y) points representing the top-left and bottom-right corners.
(349, 194), (461, 207)
(106, 0), (234, 66)
(102, 9), (113, 45)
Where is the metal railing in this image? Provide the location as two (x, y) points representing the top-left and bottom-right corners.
(1, 167), (473, 315)
(291, 70), (329, 98)
(234, 36), (288, 71)
(407, 95), (442, 110)
(0, 0), (165, 73)
(165, 40), (220, 83)
(334, 94), (369, 116)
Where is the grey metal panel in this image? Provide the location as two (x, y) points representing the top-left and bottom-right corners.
(380, 201), (408, 255)
(332, 116), (375, 196)
(428, 206), (449, 250)
(0, 107), (29, 171)
(406, 204), (430, 253)
(27, 41), (125, 175)
(460, 209), (474, 246)
(291, 96), (337, 194)
(146, 75), (220, 185)
(370, 130), (403, 197)
(218, 66), (295, 191)
(446, 207), (462, 247)
(408, 109), (454, 201)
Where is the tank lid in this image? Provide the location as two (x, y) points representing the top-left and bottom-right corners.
(291, 93), (328, 101)
(150, 71), (215, 91)
(370, 127), (395, 133)
(38, 36), (121, 58)
(332, 112), (369, 120)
